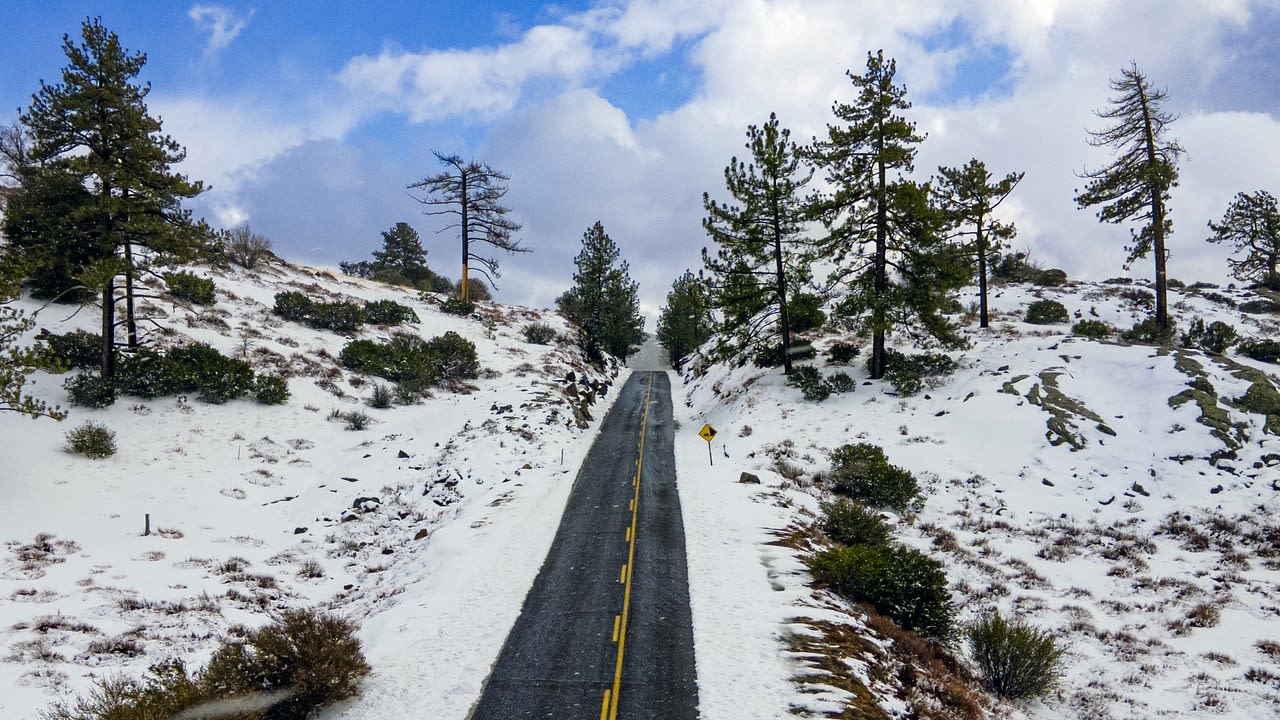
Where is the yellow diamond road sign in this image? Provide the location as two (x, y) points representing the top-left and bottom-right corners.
(699, 423), (717, 443)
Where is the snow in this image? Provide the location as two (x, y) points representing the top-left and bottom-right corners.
(3, 265), (1280, 720)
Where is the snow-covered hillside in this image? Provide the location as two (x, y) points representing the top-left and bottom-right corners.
(0, 260), (623, 719)
(673, 278), (1280, 719)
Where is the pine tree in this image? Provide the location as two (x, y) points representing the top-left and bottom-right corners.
(14, 18), (206, 378)
(808, 51), (964, 380)
(557, 222), (644, 360)
(656, 270), (714, 367)
(1206, 190), (1280, 290)
(934, 159), (1024, 328)
(370, 222), (431, 286)
(1075, 61), (1184, 331)
(702, 113), (813, 374)
(408, 152), (526, 301)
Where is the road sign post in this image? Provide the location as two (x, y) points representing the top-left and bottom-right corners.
(698, 423), (717, 466)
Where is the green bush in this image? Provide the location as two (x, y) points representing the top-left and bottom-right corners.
(427, 331), (480, 381)
(991, 251), (1044, 283)
(827, 371), (856, 394)
(114, 350), (183, 399)
(441, 295), (475, 316)
(43, 330), (102, 370)
(1071, 319), (1111, 339)
(254, 375), (290, 405)
(168, 343), (255, 404)
(1238, 299), (1280, 314)
(821, 498), (891, 547)
(966, 611), (1065, 699)
(64, 371), (116, 408)
(1034, 268), (1069, 286)
(1181, 319), (1238, 354)
(827, 443), (920, 511)
(789, 365), (831, 401)
(881, 350), (957, 396)
(1238, 338), (1280, 364)
(41, 661), (206, 720)
(788, 293), (827, 333)
(810, 544), (952, 641)
(273, 291), (315, 322)
(522, 322), (558, 345)
(1025, 299), (1069, 324)
(338, 339), (396, 376)
(827, 341), (860, 364)
(163, 271), (216, 305)
(1121, 317), (1177, 345)
(311, 301), (366, 333)
(66, 421), (117, 458)
(343, 411), (371, 431)
(368, 384), (394, 409)
(363, 299), (419, 326)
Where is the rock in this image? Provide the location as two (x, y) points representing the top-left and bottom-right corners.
(1131, 482), (1149, 496)
(352, 496), (381, 512)
(739, 472), (761, 484)
(1098, 495), (1115, 505)
(397, 450), (411, 459)
(522, 463), (533, 470)
(413, 529), (429, 541)
(381, 547), (394, 555)
(293, 527), (308, 534)
(1210, 485), (1224, 494)
(341, 476), (359, 482)
(1041, 478), (1054, 487)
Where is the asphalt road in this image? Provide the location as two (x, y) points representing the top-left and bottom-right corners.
(468, 371), (698, 720)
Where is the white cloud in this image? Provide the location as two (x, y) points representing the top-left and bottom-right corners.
(188, 5), (253, 56)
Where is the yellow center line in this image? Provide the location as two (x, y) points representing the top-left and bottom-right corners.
(603, 371), (654, 720)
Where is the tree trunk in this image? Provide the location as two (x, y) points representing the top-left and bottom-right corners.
(123, 238), (138, 347)
(772, 199), (793, 376)
(460, 171), (470, 302)
(977, 214), (989, 329)
(870, 123), (889, 380)
(100, 282), (115, 379)
(1139, 82), (1169, 331)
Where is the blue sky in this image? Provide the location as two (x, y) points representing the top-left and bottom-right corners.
(4, 2), (1280, 317)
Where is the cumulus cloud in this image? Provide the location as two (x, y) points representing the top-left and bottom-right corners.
(188, 4), (254, 56)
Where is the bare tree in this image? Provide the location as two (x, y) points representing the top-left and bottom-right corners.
(408, 152), (526, 301)
(224, 224), (273, 269)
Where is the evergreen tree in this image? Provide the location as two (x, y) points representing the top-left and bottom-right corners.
(408, 152), (526, 301)
(808, 51), (964, 380)
(702, 112), (813, 374)
(557, 222), (644, 360)
(1206, 190), (1280, 289)
(14, 18), (205, 377)
(934, 159), (1024, 328)
(370, 222), (431, 286)
(0, 266), (65, 420)
(1075, 61), (1184, 331)
(656, 270), (714, 367)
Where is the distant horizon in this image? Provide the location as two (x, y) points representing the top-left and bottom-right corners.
(4, 2), (1280, 319)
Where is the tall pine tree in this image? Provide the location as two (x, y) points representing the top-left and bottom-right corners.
(702, 113), (812, 374)
(13, 18), (205, 377)
(1075, 62), (1183, 331)
(1206, 190), (1280, 290)
(934, 159), (1023, 328)
(557, 222), (644, 361)
(656, 270), (713, 367)
(808, 51), (964, 380)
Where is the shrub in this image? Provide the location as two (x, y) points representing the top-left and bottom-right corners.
(311, 301), (366, 333)
(522, 322), (558, 345)
(821, 498), (892, 547)
(224, 226), (273, 269)
(1238, 299), (1280, 314)
(1035, 268), (1069, 286)
(881, 350), (957, 396)
(827, 341), (859, 364)
(343, 411), (371, 431)
(254, 375), (290, 405)
(66, 421), (117, 458)
(64, 371), (116, 408)
(1071, 319), (1111, 339)
(1238, 338), (1280, 364)
(163, 271), (216, 305)
(363, 299), (419, 326)
(1025, 299), (1069, 324)
(1121, 317), (1177, 346)
(168, 343), (255, 404)
(273, 291), (315, 323)
(789, 365), (831, 402)
(338, 339), (396, 376)
(827, 372), (856, 394)
(827, 443), (920, 511)
(114, 350), (183, 399)
(991, 251), (1044, 283)
(1181, 319), (1238, 354)
(416, 272), (455, 294)
(427, 331), (480, 381)
(441, 295), (475, 316)
(966, 611), (1065, 699)
(810, 544), (952, 640)
(43, 330), (102, 370)
(368, 384), (394, 409)
(788, 293), (827, 332)
(202, 608), (370, 720)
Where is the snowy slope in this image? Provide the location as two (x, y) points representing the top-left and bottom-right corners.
(0, 260), (624, 719)
(672, 278), (1280, 720)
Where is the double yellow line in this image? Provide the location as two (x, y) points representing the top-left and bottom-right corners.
(601, 372), (654, 720)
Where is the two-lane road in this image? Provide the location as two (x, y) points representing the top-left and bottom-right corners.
(468, 371), (698, 719)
